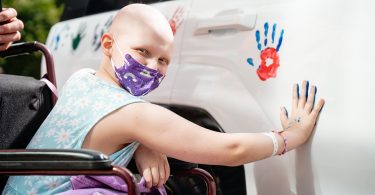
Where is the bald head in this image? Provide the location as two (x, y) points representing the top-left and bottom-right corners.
(109, 4), (174, 43)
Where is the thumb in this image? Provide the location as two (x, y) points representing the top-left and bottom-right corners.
(280, 106), (289, 129)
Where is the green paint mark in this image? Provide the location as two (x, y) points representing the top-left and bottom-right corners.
(72, 22), (87, 51)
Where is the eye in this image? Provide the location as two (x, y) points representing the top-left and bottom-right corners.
(159, 58), (169, 66)
(136, 48), (149, 56)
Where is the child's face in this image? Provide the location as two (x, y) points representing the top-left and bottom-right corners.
(110, 20), (174, 76)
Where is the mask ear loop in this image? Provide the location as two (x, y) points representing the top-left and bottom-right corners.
(112, 35), (131, 68)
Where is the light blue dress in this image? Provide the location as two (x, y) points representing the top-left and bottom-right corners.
(2, 69), (145, 195)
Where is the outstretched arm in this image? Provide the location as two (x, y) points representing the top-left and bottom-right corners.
(85, 81), (324, 166)
(120, 81), (324, 165)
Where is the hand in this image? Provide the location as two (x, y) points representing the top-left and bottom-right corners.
(279, 81), (325, 149)
(133, 144), (170, 188)
(0, 8), (24, 51)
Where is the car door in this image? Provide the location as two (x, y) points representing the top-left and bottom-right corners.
(173, 0), (375, 194)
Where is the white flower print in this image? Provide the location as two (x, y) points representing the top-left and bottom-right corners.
(70, 108), (79, 117)
(115, 93), (126, 100)
(78, 97), (90, 108)
(56, 118), (69, 127)
(69, 118), (80, 126)
(55, 128), (72, 146)
(43, 176), (60, 190)
(60, 106), (72, 116)
(27, 188), (37, 195)
(92, 102), (104, 112)
(46, 128), (56, 138)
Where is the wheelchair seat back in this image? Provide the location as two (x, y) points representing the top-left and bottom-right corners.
(0, 74), (54, 189)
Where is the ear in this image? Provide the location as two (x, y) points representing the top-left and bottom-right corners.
(101, 33), (113, 56)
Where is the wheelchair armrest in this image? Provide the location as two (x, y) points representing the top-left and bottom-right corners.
(0, 149), (112, 170)
(0, 149), (139, 195)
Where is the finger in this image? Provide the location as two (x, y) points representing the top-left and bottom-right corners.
(279, 106), (289, 129)
(292, 83), (299, 110)
(171, 7), (179, 17)
(151, 167), (159, 187)
(0, 18), (24, 34)
(176, 19), (184, 28)
(305, 85), (317, 112)
(0, 42), (11, 51)
(0, 8), (17, 22)
(310, 98), (325, 118)
(157, 165), (165, 187)
(0, 31), (21, 43)
(143, 168), (153, 188)
(298, 80), (308, 109)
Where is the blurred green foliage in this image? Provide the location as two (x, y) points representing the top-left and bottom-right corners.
(0, 0), (64, 78)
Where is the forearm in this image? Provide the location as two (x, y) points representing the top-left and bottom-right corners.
(227, 127), (309, 166)
(224, 132), (284, 166)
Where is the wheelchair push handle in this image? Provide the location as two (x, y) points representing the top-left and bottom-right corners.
(0, 42), (57, 104)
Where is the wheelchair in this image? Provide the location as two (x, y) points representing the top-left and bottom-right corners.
(0, 42), (217, 195)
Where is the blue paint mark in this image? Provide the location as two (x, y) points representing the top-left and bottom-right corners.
(54, 34), (60, 50)
(247, 58), (254, 66)
(313, 86), (317, 107)
(272, 24), (277, 43)
(284, 106), (289, 117)
(305, 80), (309, 99)
(319, 104), (324, 113)
(264, 22), (269, 47)
(276, 29), (284, 52)
(256, 30), (262, 51)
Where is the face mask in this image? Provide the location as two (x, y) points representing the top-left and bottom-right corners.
(110, 38), (165, 96)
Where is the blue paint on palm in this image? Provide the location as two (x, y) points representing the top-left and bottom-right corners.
(276, 29), (284, 52)
(247, 58), (254, 66)
(272, 24), (277, 43)
(264, 22), (269, 46)
(256, 30), (261, 51)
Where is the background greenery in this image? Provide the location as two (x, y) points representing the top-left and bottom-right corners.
(0, 0), (64, 78)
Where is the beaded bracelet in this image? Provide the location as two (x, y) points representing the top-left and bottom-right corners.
(273, 130), (288, 155)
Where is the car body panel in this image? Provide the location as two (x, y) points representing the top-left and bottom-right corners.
(43, 0), (375, 194)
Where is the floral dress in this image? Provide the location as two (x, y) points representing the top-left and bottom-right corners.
(2, 69), (145, 195)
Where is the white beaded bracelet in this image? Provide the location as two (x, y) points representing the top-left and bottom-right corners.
(262, 132), (279, 156)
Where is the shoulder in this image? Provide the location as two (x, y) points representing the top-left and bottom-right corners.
(68, 68), (95, 82)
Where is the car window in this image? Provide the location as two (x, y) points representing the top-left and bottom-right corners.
(60, 0), (172, 21)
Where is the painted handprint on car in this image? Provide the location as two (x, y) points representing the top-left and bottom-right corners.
(49, 24), (70, 51)
(247, 22), (284, 81)
(92, 16), (113, 51)
(72, 22), (87, 51)
(169, 6), (184, 35)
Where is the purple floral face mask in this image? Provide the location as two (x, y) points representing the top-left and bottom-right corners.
(111, 38), (165, 96)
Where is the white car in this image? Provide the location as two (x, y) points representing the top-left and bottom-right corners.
(43, 0), (375, 194)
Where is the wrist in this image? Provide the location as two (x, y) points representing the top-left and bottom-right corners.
(273, 131), (287, 155)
